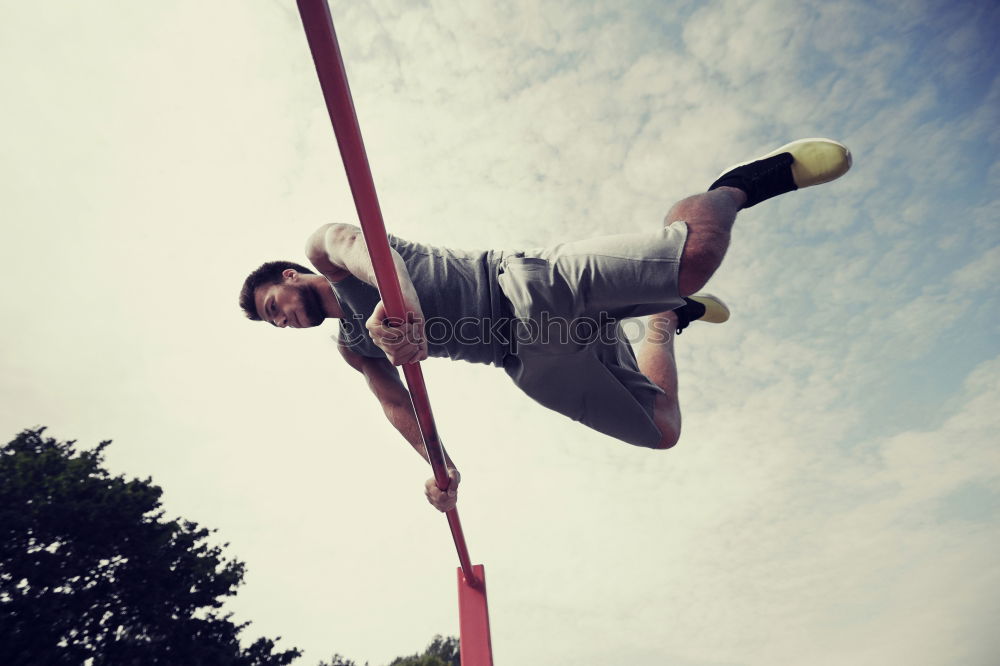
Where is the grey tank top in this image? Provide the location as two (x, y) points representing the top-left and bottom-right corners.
(330, 234), (510, 367)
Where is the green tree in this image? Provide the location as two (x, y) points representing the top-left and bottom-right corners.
(386, 635), (460, 666)
(318, 635), (459, 666)
(316, 655), (363, 666)
(0, 428), (301, 665)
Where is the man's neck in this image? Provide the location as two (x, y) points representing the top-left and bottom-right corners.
(308, 275), (343, 319)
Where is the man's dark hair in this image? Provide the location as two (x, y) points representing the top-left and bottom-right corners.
(239, 260), (315, 321)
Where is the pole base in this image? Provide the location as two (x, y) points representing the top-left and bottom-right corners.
(457, 564), (493, 666)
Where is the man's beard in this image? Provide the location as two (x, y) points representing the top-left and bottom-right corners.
(298, 283), (326, 327)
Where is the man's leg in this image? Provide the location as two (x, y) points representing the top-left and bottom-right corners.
(674, 138), (853, 295)
(637, 186), (743, 449)
(637, 310), (682, 449)
(635, 190), (742, 449)
(632, 184), (756, 448)
(639, 138), (853, 447)
(669, 187), (746, 296)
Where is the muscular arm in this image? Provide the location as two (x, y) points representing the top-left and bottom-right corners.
(338, 342), (454, 469)
(305, 223), (420, 309)
(309, 222), (428, 366)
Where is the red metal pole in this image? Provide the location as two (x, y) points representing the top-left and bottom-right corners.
(294, 0), (488, 577)
(294, 6), (495, 659)
(458, 565), (494, 664)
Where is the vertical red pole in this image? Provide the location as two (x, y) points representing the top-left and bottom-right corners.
(294, 2), (493, 664)
(458, 565), (494, 665)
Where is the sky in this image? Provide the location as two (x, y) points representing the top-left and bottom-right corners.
(2, 0), (999, 664)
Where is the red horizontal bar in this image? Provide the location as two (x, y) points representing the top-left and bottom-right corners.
(295, 0), (478, 583)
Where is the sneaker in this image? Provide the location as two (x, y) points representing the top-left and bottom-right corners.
(674, 293), (730, 334)
(709, 138), (852, 208)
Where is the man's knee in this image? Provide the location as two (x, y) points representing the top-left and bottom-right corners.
(677, 264), (710, 297)
(650, 423), (680, 450)
(677, 239), (726, 296)
(664, 194), (700, 225)
(648, 394), (681, 449)
(673, 198), (733, 295)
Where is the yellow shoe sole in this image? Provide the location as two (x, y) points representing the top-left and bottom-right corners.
(720, 138), (852, 189)
(688, 293), (730, 324)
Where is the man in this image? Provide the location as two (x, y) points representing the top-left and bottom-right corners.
(239, 139), (852, 512)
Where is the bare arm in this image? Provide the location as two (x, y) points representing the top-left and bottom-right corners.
(338, 342), (456, 471)
(305, 223), (420, 308)
(309, 223), (428, 366)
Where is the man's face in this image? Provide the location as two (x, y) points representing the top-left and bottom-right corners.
(254, 274), (326, 329)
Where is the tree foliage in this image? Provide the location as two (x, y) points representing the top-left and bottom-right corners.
(386, 635), (460, 666)
(318, 635), (459, 666)
(1, 428), (461, 666)
(317, 655), (364, 666)
(0, 428), (301, 665)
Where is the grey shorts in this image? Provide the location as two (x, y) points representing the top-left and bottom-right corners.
(497, 221), (688, 448)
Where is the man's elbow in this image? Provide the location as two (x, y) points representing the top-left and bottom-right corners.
(305, 223), (360, 267)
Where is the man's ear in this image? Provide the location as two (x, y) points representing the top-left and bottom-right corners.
(282, 268), (298, 281)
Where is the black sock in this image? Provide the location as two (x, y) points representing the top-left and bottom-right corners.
(708, 152), (796, 208)
(673, 298), (706, 334)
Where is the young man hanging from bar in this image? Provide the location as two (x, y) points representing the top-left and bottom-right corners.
(239, 139), (852, 512)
